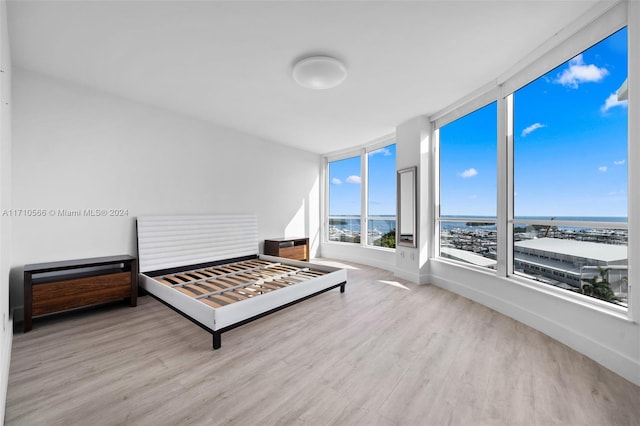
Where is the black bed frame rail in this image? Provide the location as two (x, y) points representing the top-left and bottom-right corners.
(148, 281), (346, 349)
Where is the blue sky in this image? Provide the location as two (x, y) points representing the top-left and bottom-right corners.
(330, 28), (627, 220)
(441, 27), (628, 218)
(440, 102), (497, 217)
(329, 144), (396, 216)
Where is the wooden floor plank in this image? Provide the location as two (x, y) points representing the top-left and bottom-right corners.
(6, 259), (640, 425)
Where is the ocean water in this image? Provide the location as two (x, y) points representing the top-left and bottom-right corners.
(517, 216), (626, 222)
(329, 216), (396, 235)
(441, 216), (628, 222)
(439, 216), (628, 231)
(330, 216), (627, 234)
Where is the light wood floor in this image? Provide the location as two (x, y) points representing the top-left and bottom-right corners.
(6, 259), (640, 425)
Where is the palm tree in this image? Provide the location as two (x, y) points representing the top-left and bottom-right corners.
(581, 266), (616, 302)
(375, 228), (396, 248)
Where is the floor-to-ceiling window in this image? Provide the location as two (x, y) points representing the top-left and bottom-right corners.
(367, 144), (397, 248)
(511, 27), (628, 307)
(328, 155), (362, 244)
(437, 102), (497, 269)
(326, 139), (397, 249)
(434, 20), (629, 310)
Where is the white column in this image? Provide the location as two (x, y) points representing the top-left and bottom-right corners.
(627, 0), (639, 322)
(395, 116), (430, 283)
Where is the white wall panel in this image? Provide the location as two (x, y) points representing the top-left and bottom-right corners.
(137, 214), (258, 272)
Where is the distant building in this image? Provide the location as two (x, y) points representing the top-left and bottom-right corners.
(514, 238), (628, 295)
(440, 247), (497, 269)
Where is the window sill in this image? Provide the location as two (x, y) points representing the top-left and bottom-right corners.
(508, 272), (630, 321)
(324, 240), (396, 252)
(431, 256), (632, 323)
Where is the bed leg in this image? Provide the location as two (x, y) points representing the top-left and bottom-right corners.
(213, 331), (221, 350)
(340, 282), (346, 293)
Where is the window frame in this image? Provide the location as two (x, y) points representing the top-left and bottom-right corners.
(326, 153), (363, 245)
(324, 135), (397, 251)
(434, 97), (499, 273)
(431, 1), (632, 317)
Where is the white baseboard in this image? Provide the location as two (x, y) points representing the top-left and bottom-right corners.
(393, 268), (421, 284)
(1, 315), (13, 424)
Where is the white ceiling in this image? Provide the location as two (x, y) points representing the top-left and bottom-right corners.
(8, 0), (601, 154)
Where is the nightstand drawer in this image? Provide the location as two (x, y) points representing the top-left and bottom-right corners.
(24, 255), (138, 332)
(264, 237), (309, 261)
(278, 245), (307, 261)
(33, 272), (131, 316)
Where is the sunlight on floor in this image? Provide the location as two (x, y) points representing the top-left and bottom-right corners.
(378, 280), (411, 290)
(311, 259), (360, 270)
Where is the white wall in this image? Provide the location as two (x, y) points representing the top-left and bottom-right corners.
(0, 0), (11, 420)
(321, 243), (395, 273)
(10, 68), (321, 314)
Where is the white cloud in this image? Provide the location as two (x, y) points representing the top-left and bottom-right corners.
(458, 168), (478, 178)
(331, 178), (342, 185)
(521, 123), (546, 137)
(555, 54), (608, 88)
(601, 92), (628, 113)
(614, 160), (625, 166)
(346, 175), (361, 184)
(369, 147), (391, 157)
(598, 166), (608, 172)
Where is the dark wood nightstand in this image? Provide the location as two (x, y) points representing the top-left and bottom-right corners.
(264, 237), (309, 261)
(23, 255), (137, 332)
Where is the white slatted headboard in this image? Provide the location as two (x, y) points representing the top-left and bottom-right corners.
(137, 214), (259, 273)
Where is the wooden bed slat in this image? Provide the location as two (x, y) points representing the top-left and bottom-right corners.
(163, 262), (293, 286)
(208, 294), (238, 305)
(256, 282), (283, 291)
(153, 260), (330, 305)
(194, 282), (245, 299)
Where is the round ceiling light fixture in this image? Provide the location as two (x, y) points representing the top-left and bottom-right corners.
(292, 56), (347, 90)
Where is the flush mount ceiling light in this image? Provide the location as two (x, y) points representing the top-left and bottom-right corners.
(292, 56), (347, 90)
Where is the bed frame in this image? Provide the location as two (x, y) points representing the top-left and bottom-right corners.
(136, 214), (347, 349)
